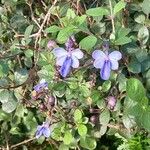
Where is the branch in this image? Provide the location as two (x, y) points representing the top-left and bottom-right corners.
(10, 137), (36, 149)
(34, 0), (58, 49)
(109, 0), (115, 34)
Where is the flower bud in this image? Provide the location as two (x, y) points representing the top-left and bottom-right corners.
(39, 103), (47, 111)
(107, 96), (116, 110)
(102, 41), (109, 51)
(47, 40), (56, 49)
(48, 96), (55, 107)
(90, 115), (98, 124)
(70, 100), (77, 108)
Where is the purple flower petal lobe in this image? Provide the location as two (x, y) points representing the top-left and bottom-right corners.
(71, 49), (84, 59)
(71, 56), (79, 68)
(53, 47), (68, 58)
(60, 57), (72, 77)
(110, 60), (119, 70)
(109, 51), (122, 61)
(56, 56), (67, 66)
(100, 60), (111, 80)
(92, 50), (106, 60)
(93, 58), (105, 69)
(43, 128), (51, 138)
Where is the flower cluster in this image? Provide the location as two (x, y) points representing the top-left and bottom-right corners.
(52, 38), (122, 80)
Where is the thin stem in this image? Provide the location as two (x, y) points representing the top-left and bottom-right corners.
(109, 0), (115, 34)
(4, 133), (9, 150)
(10, 137), (36, 149)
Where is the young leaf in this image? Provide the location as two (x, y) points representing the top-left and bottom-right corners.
(99, 125), (107, 136)
(86, 7), (109, 17)
(80, 137), (97, 150)
(24, 25), (34, 44)
(113, 1), (126, 15)
(78, 124), (87, 136)
(57, 25), (76, 43)
(45, 25), (61, 33)
(63, 131), (73, 145)
(74, 109), (82, 122)
(59, 144), (69, 150)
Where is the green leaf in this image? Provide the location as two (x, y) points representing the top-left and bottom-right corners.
(102, 80), (111, 92)
(66, 8), (76, 19)
(113, 1), (126, 15)
(142, 0), (150, 15)
(14, 68), (28, 85)
(57, 25), (77, 43)
(79, 85), (91, 97)
(24, 25), (34, 44)
(59, 144), (69, 150)
(141, 110), (150, 131)
(45, 25), (61, 33)
(122, 42), (139, 55)
(134, 14), (146, 24)
(0, 61), (9, 77)
(141, 58), (150, 72)
(2, 92), (18, 113)
(0, 89), (10, 103)
(79, 35), (97, 51)
(126, 78), (146, 101)
(51, 126), (63, 141)
(115, 36), (131, 45)
(74, 109), (82, 122)
(25, 49), (33, 58)
(100, 125), (107, 136)
(118, 74), (127, 92)
(128, 58), (141, 73)
(115, 27), (131, 45)
(91, 90), (102, 103)
(86, 7), (109, 17)
(122, 115), (136, 129)
(10, 14), (28, 31)
(99, 109), (110, 125)
(78, 124), (87, 136)
(80, 137), (97, 150)
(117, 27), (130, 37)
(63, 131), (73, 145)
(0, 109), (11, 121)
(138, 26), (149, 45)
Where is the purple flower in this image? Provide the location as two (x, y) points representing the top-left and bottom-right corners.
(92, 50), (122, 80)
(35, 122), (51, 138)
(33, 79), (48, 92)
(107, 96), (116, 110)
(53, 37), (83, 77)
